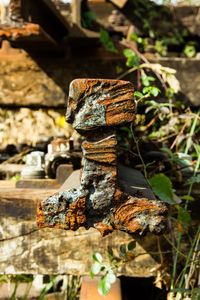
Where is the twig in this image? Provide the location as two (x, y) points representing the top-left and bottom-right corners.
(117, 65), (142, 80)
(130, 123), (148, 181)
(184, 110), (199, 155)
(1, 148), (32, 165)
(119, 40), (168, 90)
(157, 236), (164, 265)
(163, 234), (187, 259)
(185, 226), (200, 290)
(170, 123), (187, 150)
(145, 115), (159, 130)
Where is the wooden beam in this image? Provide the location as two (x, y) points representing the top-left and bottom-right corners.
(71, 0), (82, 26)
(4, 0), (70, 45)
(0, 178), (161, 276)
(0, 23), (57, 44)
(109, 0), (128, 9)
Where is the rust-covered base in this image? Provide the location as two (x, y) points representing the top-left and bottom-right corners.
(37, 189), (167, 237)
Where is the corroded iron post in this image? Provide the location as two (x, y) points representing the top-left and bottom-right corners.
(37, 79), (167, 236)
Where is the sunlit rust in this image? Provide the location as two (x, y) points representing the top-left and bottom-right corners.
(37, 78), (167, 236)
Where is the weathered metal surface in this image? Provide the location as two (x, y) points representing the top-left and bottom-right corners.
(37, 79), (167, 236)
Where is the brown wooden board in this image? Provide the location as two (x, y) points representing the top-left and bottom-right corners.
(0, 169), (162, 276)
(0, 52), (200, 107)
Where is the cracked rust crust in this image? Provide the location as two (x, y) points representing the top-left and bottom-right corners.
(66, 78), (135, 131)
(37, 78), (167, 236)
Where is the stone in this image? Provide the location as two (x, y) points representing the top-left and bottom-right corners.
(37, 79), (167, 236)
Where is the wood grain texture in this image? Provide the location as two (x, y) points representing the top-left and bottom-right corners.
(0, 180), (161, 276)
(0, 53), (200, 107)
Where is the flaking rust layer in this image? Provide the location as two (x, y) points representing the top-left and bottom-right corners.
(37, 78), (167, 236)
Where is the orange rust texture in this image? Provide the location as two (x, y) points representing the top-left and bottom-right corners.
(113, 188), (124, 205)
(0, 23), (40, 39)
(94, 222), (113, 237)
(96, 80), (135, 126)
(65, 197), (86, 230)
(82, 135), (117, 164)
(37, 78), (167, 236)
(68, 78), (135, 129)
(37, 196), (86, 230)
(114, 197), (167, 234)
(36, 201), (45, 228)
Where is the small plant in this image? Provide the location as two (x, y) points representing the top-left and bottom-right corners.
(183, 43), (196, 58)
(90, 241), (136, 296)
(100, 29), (118, 53)
(155, 40), (167, 56)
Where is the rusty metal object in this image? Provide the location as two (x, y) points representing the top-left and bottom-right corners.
(0, 23), (40, 39)
(37, 78), (167, 236)
(45, 137), (81, 179)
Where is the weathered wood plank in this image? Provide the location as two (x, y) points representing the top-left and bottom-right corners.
(109, 0), (128, 8)
(0, 52), (200, 107)
(0, 51), (119, 107)
(0, 177), (161, 276)
(154, 57), (200, 106)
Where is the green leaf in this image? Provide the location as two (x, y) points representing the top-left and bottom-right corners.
(150, 87), (160, 97)
(181, 195), (194, 202)
(149, 173), (175, 204)
(194, 143), (200, 154)
(127, 240), (136, 251)
(106, 270), (116, 284)
(123, 49), (139, 67)
(90, 262), (102, 276)
(142, 86), (160, 97)
(131, 32), (139, 42)
(98, 276), (111, 296)
(82, 11), (96, 28)
(123, 48), (133, 58)
(100, 29), (117, 53)
(165, 87), (175, 99)
(90, 270), (94, 279)
(155, 40), (167, 56)
(93, 252), (103, 263)
(178, 207), (191, 228)
(186, 174), (200, 185)
(100, 28), (110, 44)
(142, 86), (151, 95)
(191, 287), (200, 300)
(183, 44), (196, 58)
(141, 75), (155, 87)
(115, 65), (123, 74)
(134, 91), (143, 98)
(141, 76), (149, 87)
